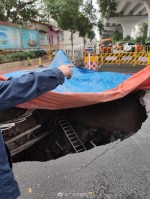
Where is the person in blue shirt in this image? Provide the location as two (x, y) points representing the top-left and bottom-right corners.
(0, 65), (73, 199)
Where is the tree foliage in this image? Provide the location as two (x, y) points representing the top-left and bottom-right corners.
(77, 13), (93, 44)
(45, 0), (96, 47)
(123, 35), (134, 42)
(45, 0), (82, 31)
(139, 22), (148, 39)
(98, 0), (118, 19)
(97, 20), (104, 35)
(77, 0), (97, 44)
(0, 0), (45, 24)
(86, 29), (95, 41)
(135, 36), (145, 45)
(110, 30), (123, 43)
(134, 22), (148, 44)
(146, 37), (150, 42)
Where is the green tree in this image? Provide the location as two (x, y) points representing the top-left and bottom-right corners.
(146, 37), (150, 42)
(135, 22), (148, 44)
(77, 13), (93, 45)
(0, 0), (44, 24)
(110, 30), (123, 43)
(77, 0), (97, 45)
(139, 22), (148, 39)
(86, 29), (95, 41)
(123, 35), (134, 42)
(135, 36), (145, 45)
(97, 20), (104, 35)
(0, 2), (5, 21)
(98, 0), (118, 19)
(45, 0), (83, 52)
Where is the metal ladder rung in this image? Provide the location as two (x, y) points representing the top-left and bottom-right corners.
(61, 123), (68, 126)
(77, 149), (85, 152)
(70, 136), (78, 140)
(62, 126), (72, 129)
(72, 140), (81, 144)
(63, 126), (72, 129)
(75, 144), (84, 149)
(65, 130), (73, 133)
(74, 144), (83, 148)
(67, 133), (75, 136)
(57, 115), (86, 153)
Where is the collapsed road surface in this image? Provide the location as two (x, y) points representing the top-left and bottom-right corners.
(12, 90), (150, 199)
(4, 91), (146, 162)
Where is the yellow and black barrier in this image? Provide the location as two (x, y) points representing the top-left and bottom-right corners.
(84, 51), (150, 67)
(119, 52), (135, 66)
(50, 49), (58, 59)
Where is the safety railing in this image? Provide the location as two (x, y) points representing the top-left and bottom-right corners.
(49, 44), (84, 65)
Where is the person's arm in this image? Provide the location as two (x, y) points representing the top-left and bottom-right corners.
(0, 66), (73, 111)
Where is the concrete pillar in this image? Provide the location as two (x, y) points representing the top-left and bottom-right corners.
(121, 22), (135, 38)
(143, 0), (150, 37)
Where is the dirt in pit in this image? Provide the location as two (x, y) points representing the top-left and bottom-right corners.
(1, 91), (146, 163)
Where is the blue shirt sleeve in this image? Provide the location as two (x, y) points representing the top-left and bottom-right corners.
(0, 131), (21, 199)
(0, 68), (65, 110)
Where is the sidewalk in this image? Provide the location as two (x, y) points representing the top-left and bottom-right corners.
(0, 58), (52, 75)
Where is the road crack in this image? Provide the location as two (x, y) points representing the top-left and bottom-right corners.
(76, 140), (121, 173)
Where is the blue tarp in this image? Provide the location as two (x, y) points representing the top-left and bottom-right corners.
(4, 50), (132, 93)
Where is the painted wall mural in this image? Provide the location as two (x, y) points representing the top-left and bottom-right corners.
(21, 29), (39, 48)
(0, 25), (21, 48)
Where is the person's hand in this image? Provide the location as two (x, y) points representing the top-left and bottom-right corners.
(58, 64), (74, 79)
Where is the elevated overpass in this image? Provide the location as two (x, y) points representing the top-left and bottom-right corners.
(102, 0), (150, 39)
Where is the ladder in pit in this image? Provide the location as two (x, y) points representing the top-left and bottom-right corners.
(57, 115), (86, 153)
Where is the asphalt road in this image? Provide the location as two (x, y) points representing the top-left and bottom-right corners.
(99, 64), (145, 74)
(13, 91), (150, 199)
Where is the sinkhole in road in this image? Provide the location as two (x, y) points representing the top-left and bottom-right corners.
(3, 91), (146, 163)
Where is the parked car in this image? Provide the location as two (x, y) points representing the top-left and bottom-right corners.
(124, 42), (136, 52)
(146, 41), (150, 52)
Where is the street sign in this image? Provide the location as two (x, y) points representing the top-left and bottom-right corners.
(85, 48), (94, 53)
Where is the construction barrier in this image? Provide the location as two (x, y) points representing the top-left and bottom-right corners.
(50, 49), (58, 59)
(84, 55), (99, 71)
(119, 52), (135, 66)
(84, 51), (150, 68)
